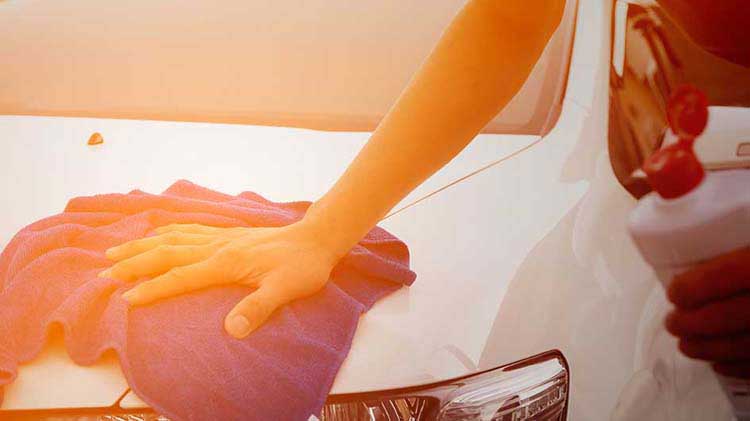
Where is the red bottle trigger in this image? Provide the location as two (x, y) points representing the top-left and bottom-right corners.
(643, 84), (709, 199)
(667, 84), (709, 141)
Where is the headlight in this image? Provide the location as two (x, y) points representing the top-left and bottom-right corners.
(321, 350), (569, 421)
(1, 351), (568, 421)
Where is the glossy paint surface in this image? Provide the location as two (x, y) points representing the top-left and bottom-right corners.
(0, 1), (735, 420)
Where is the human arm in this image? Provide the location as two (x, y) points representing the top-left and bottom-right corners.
(102, 0), (566, 338)
(303, 0), (565, 258)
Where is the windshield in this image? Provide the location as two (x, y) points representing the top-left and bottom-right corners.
(0, 0), (576, 135)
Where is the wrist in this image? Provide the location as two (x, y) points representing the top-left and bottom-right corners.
(296, 202), (362, 262)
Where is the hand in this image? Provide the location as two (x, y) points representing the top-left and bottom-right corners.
(99, 222), (342, 339)
(665, 247), (750, 378)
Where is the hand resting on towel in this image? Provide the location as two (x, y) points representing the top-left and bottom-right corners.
(100, 220), (340, 339)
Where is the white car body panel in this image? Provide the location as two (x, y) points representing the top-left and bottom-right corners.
(0, 116), (534, 409)
(0, 0), (735, 420)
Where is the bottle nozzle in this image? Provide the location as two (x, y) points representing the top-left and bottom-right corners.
(643, 84), (709, 199)
(667, 84), (709, 141)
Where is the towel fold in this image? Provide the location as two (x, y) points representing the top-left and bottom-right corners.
(0, 180), (416, 420)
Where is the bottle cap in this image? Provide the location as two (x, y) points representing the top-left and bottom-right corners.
(643, 84), (708, 199)
(666, 84), (709, 140)
(643, 140), (705, 199)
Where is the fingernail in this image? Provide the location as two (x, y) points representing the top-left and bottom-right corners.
(105, 247), (117, 260)
(226, 315), (251, 338)
(122, 289), (137, 303)
(98, 269), (112, 278)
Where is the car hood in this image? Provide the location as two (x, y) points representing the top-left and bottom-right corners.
(0, 95), (589, 410)
(0, 114), (543, 409)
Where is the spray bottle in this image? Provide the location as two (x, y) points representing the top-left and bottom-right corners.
(628, 85), (750, 420)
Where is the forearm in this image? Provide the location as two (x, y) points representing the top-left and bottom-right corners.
(303, 0), (564, 258)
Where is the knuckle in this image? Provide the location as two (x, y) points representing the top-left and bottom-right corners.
(167, 269), (198, 292)
(168, 266), (190, 282)
(154, 244), (171, 254)
(243, 298), (270, 319)
(665, 311), (684, 335)
(212, 247), (251, 280)
(258, 295), (275, 314)
(678, 339), (701, 358)
(174, 266), (205, 287)
(667, 281), (689, 306)
(216, 246), (245, 263)
(209, 238), (230, 249)
(154, 245), (178, 262)
(133, 281), (155, 297)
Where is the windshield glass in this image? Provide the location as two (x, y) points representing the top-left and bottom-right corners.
(0, 0), (576, 135)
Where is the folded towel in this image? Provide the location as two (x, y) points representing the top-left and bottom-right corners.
(0, 180), (416, 420)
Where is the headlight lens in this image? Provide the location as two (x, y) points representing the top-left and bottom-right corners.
(321, 350), (569, 421)
(1, 351), (568, 421)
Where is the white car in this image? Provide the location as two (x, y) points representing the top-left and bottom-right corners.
(1, 0), (748, 420)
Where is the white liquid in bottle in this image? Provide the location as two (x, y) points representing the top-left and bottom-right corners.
(629, 169), (750, 419)
(628, 85), (750, 420)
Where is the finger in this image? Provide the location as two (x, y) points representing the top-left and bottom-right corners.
(713, 362), (750, 380)
(666, 295), (750, 337)
(679, 334), (750, 362)
(122, 257), (225, 305)
(668, 247), (750, 309)
(224, 281), (287, 339)
(106, 232), (216, 261)
(100, 244), (214, 282)
(154, 223), (245, 237)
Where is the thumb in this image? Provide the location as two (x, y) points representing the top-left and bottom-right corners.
(224, 281), (286, 339)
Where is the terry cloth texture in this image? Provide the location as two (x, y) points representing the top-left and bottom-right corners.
(0, 180), (416, 420)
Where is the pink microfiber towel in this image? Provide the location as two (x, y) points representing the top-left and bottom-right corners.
(0, 180), (416, 420)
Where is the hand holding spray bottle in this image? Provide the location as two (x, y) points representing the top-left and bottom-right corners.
(628, 85), (750, 420)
